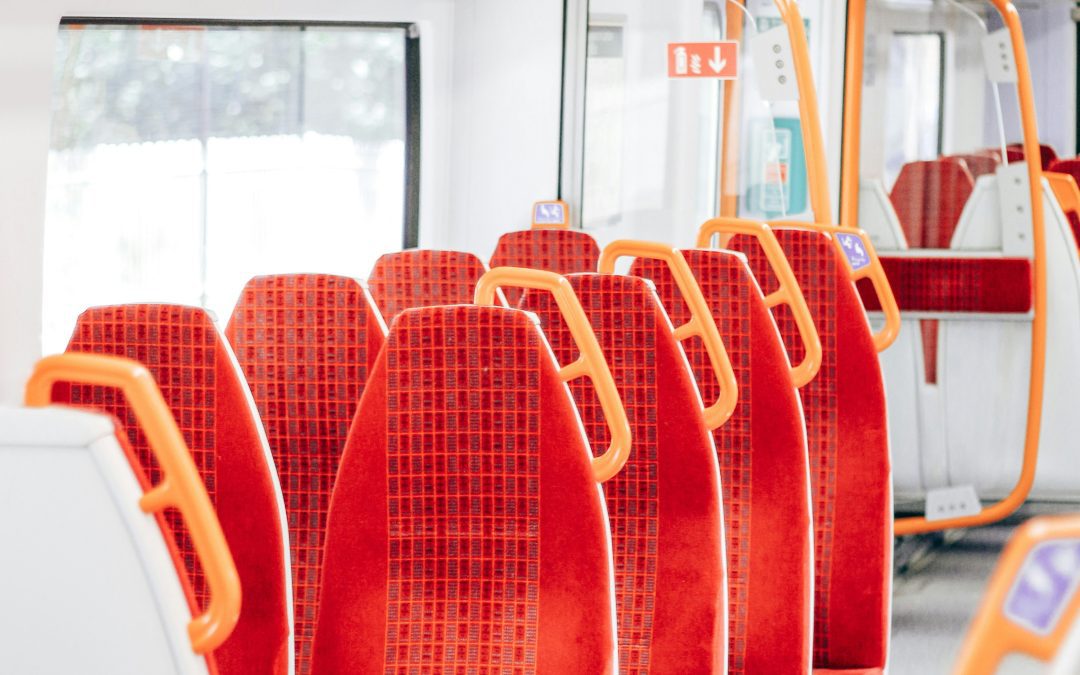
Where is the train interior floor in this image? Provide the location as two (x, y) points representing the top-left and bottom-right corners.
(891, 503), (1076, 674)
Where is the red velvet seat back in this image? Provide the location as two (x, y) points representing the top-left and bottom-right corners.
(490, 229), (601, 304)
(630, 251), (812, 675)
(55, 305), (291, 675)
(890, 158), (975, 249)
(730, 229), (892, 671)
(311, 305), (617, 673)
(521, 273), (726, 674)
(368, 249), (488, 320)
(948, 154), (999, 179)
(1006, 142), (1057, 170)
(225, 275), (387, 675)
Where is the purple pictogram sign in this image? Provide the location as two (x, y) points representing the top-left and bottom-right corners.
(1004, 539), (1080, 635)
(836, 232), (871, 272)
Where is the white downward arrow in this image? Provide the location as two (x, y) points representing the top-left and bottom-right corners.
(709, 46), (726, 73)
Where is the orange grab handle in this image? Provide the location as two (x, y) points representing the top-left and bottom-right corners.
(695, 218), (823, 388)
(474, 267), (632, 483)
(887, 0), (1046, 535)
(954, 516), (1080, 674)
(24, 353), (241, 654)
(768, 220), (901, 353)
(598, 240), (739, 429)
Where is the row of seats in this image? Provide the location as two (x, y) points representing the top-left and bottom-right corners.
(6, 215), (1080, 672)
(9, 220), (895, 674)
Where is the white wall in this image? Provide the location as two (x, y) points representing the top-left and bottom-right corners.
(443, 0), (565, 258)
(0, 0), (566, 404)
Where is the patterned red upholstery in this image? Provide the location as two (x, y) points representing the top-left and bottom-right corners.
(1048, 159), (1080, 247)
(54, 305), (291, 675)
(730, 229), (891, 672)
(490, 229), (601, 305)
(1006, 142), (1057, 170)
(858, 258), (1033, 314)
(521, 273), (726, 673)
(225, 275), (387, 675)
(947, 154), (999, 179)
(311, 305), (618, 673)
(368, 249), (489, 320)
(891, 158), (977, 384)
(631, 251), (812, 675)
(890, 158), (975, 249)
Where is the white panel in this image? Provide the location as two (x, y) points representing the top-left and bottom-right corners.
(997, 162), (1036, 257)
(857, 179), (908, 249)
(0, 406), (207, 674)
(749, 25), (799, 102)
(982, 27), (1018, 84)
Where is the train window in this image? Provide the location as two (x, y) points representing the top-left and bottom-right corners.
(582, 20), (626, 229)
(577, 1), (727, 239)
(43, 20), (415, 351)
(882, 32), (945, 187)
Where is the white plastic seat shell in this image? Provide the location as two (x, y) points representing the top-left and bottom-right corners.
(0, 406), (209, 675)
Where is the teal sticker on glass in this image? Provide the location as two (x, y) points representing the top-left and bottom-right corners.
(744, 117), (808, 219)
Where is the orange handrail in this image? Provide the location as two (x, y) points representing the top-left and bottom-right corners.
(768, 220), (901, 353)
(696, 217), (823, 388)
(839, 0), (867, 231)
(24, 353), (241, 654)
(598, 240), (739, 429)
(719, 0), (746, 218)
(475, 267), (632, 483)
(773, 0), (831, 225)
(842, 0), (1047, 535)
(954, 515), (1080, 674)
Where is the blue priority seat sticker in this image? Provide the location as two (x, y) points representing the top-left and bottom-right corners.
(1004, 539), (1080, 635)
(836, 232), (871, 272)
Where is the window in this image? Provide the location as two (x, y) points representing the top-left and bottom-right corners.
(44, 21), (417, 352)
(581, 22), (626, 230)
(698, 2), (724, 224)
(883, 32), (945, 187)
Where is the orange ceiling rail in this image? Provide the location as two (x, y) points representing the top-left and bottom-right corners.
(24, 353), (242, 654)
(475, 267), (632, 483)
(598, 240), (740, 428)
(842, 0), (1047, 535)
(954, 515), (1080, 674)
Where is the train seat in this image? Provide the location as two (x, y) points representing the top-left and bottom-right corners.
(858, 152), (1080, 501)
(1046, 159), (1080, 246)
(520, 246), (730, 673)
(3, 354), (241, 675)
(54, 305), (292, 674)
(630, 248), (814, 675)
(489, 228), (601, 304)
(726, 225), (892, 673)
(225, 274), (387, 675)
(890, 158), (975, 250)
(368, 249), (491, 320)
(0, 407), (216, 674)
(1006, 142), (1058, 170)
(948, 154), (1000, 179)
(311, 269), (629, 673)
(955, 515), (1080, 674)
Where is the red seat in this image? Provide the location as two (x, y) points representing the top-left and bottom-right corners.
(521, 270), (726, 673)
(368, 249), (489, 320)
(225, 274), (387, 675)
(1006, 142), (1057, 170)
(631, 250), (813, 675)
(890, 158), (976, 383)
(1048, 158), (1080, 246)
(490, 229), (601, 304)
(729, 228), (892, 673)
(312, 296), (622, 672)
(890, 158), (975, 249)
(54, 304), (291, 675)
(947, 154), (999, 179)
